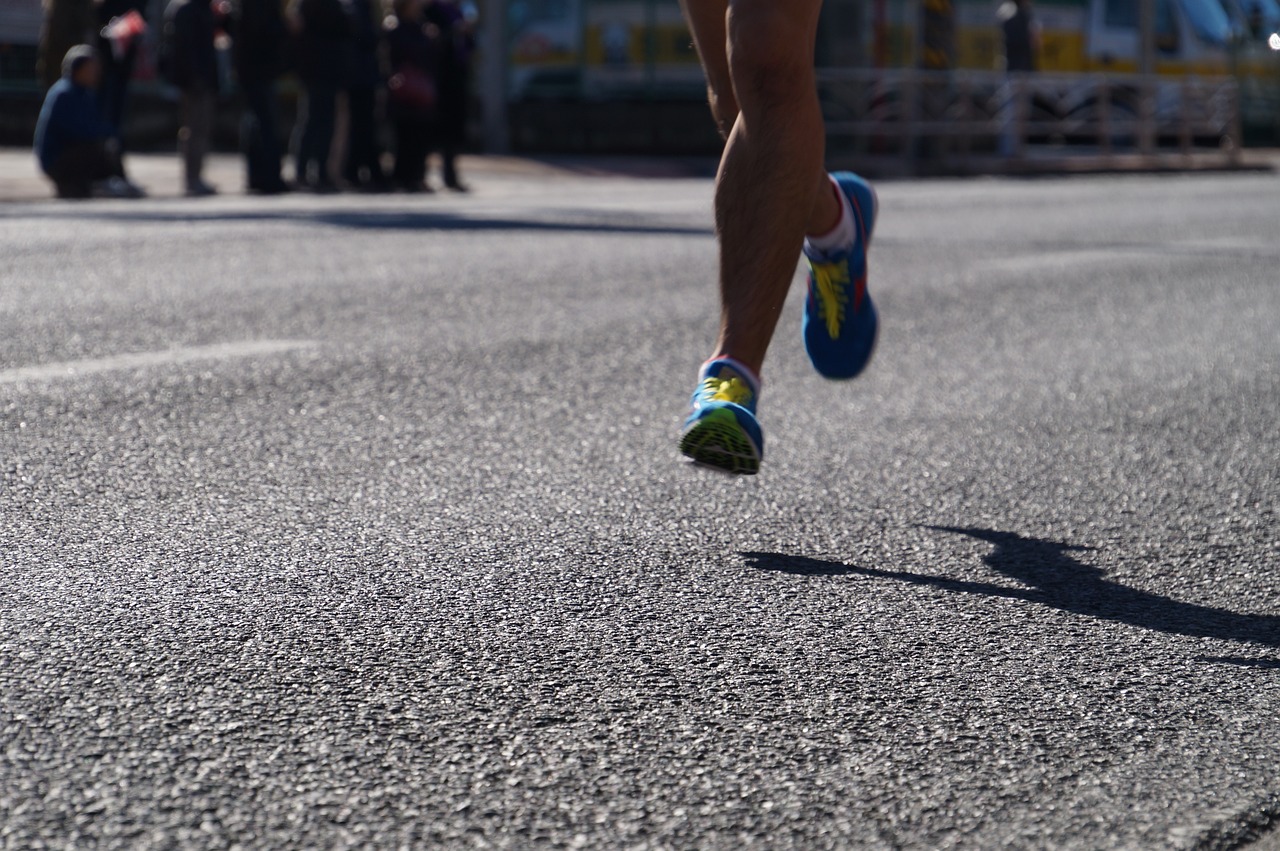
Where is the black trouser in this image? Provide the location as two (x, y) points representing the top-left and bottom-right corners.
(393, 117), (432, 189)
(434, 138), (460, 187)
(241, 77), (285, 191)
(344, 85), (384, 186)
(293, 80), (338, 186)
(98, 48), (137, 139)
(179, 88), (215, 189)
(434, 83), (466, 187)
(46, 141), (123, 199)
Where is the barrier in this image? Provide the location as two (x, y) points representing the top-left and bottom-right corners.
(817, 68), (1243, 172)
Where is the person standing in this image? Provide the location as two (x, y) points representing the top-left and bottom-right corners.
(674, 0), (881, 474)
(34, 45), (145, 198)
(422, 0), (473, 191)
(93, 0), (147, 139)
(290, 0), (353, 191)
(999, 0), (1041, 73)
(232, 0), (290, 193)
(162, 0), (221, 195)
(39, 0), (95, 90)
(384, 0), (437, 192)
(342, 0), (389, 190)
(997, 0), (1040, 155)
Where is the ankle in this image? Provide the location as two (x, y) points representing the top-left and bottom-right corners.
(804, 177), (854, 256)
(807, 178), (844, 238)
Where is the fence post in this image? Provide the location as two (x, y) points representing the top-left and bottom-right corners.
(1179, 76), (1193, 159)
(1138, 74), (1156, 159)
(1013, 74), (1029, 160)
(1098, 76), (1112, 157)
(1228, 77), (1244, 167)
(479, 0), (509, 153)
(905, 71), (921, 173)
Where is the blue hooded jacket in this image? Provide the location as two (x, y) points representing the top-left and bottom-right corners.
(33, 79), (113, 174)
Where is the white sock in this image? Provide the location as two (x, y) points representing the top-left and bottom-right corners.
(803, 177), (855, 258)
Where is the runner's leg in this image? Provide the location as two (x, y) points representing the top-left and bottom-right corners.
(681, 0), (841, 376)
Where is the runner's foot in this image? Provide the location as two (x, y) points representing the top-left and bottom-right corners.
(679, 358), (764, 475)
(802, 172), (879, 380)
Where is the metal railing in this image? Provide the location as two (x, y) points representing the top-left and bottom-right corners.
(817, 68), (1243, 171)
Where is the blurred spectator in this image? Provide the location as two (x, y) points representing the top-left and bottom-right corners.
(998, 0), (1040, 72)
(385, 0), (438, 192)
(422, 0), (473, 191)
(232, 0), (290, 193)
(1247, 1), (1265, 37)
(94, 0), (148, 139)
(33, 46), (145, 198)
(342, 0), (389, 191)
(290, 0), (353, 191)
(39, 0), (96, 90)
(162, 0), (222, 195)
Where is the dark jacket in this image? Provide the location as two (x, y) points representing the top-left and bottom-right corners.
(422, 0), (471, 128)
(232, 0), (287, 83)
(33, 78), (112, 173)
(163, 0), (220, 91)
(293, 0), (353, 85)
(999, 0), (1038, 72)
(384, 16), (437, 119)
(344, 0), (382, 89)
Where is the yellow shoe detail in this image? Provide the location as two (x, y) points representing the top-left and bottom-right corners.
(811, 259), (850, 339)
(700, 376), (753, 407)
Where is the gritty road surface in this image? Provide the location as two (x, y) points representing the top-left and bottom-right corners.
(2, 168), (1278, 849)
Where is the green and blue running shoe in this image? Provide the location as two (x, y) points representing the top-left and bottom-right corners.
(802, 172), (879, 380)
(679, 359), (763, 475)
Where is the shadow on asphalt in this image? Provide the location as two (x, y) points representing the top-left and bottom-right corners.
(742, 526), (1280, 656)
(7, 207), (711, 236)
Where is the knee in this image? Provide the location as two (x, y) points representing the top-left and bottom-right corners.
(706, 81), (739, 139)
(726, 1), (816, 108)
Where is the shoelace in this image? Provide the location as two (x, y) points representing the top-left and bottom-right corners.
(700, 376), (753, 407)
(811, 259), (851, 338)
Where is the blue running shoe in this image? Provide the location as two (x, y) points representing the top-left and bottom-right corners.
(679, 359), (763, 475)
(802, 172), (879, 380)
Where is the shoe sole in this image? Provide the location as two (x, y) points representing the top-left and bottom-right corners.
(679, 408), (761, 475)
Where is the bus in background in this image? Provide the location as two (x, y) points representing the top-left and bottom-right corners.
(503, 0), (1278, 141)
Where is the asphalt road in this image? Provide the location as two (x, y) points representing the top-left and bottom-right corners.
(2, 167), (1278, 850)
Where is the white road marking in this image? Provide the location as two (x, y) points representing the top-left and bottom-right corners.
(979, 239), (1277, 276)
(0, 340), (318, 385)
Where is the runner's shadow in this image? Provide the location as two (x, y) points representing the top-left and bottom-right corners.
(742, 526), (1280, 650)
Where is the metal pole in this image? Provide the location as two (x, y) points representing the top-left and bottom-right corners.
(479, 0), (509, 153)
(1138, 0), (1156, 156)
(1098, 76), (1113, 158)
(1013, 74), (1029, 160)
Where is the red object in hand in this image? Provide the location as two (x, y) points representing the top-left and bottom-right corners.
(101, 9), (147, 60)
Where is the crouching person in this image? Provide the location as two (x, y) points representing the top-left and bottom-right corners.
(34, 46), (146, 199)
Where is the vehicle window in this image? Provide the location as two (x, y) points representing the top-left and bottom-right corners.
(1156, 0), (1180, 49)
(1245, 0), (1280, 27)
(1178, 0), (1235, 41)
(1105, 0), (1138, 27)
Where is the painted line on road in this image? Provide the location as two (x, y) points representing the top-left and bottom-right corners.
(0, 340), (319, 385)
(980, 238), (1277, 276)
(978, 248), (1166, 275)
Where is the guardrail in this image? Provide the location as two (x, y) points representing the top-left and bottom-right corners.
(817, 68), (1242, 172)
